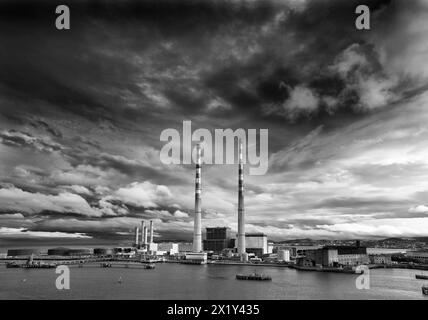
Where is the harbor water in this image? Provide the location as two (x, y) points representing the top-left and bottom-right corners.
(0, 263), (427, 299)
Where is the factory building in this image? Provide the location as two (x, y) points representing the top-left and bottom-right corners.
(203, 227), (235, 253)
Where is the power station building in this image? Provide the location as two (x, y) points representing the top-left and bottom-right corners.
(242, 233), (268, 257)
(203, 227), (235, 253)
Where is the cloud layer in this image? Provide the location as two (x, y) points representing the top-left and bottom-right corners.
(1, 0), (428, 243)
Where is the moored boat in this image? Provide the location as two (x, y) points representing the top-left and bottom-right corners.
(416, 274), (428, 280)
(236, 273), (272, 281)
(422, 285), (428, 295)
(6, 262), (21, 268)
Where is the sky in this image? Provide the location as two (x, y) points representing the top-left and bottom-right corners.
(1, 0), (428, 247)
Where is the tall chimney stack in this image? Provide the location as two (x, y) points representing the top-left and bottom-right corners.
(135, 227), (139, 247)
(193, 144), (202, 252)
(141, 221), (145, 247)
(237, 140), (246, 255)
(149, 220), (154, 244)
(143, 226), (148, 246)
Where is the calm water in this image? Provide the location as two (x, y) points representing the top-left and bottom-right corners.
(0, 263), (427, 300)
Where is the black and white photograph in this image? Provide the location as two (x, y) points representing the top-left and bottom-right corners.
(1, 0), (428, 308)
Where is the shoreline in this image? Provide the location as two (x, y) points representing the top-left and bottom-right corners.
(2, 257), (428, 273)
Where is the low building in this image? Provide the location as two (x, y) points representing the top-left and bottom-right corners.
(278, 249), (290, 262)
(296, 257), (315, 267)
(273, 246), (297, 257)
(7, 249), (40, 257)
(156, 242), (179, 255)
(267, 242), (274, 254)
(48, 247), (71, 256)
(178, 243), (193, 253)
(93, 248), (114, 256)
(369, 254), (392, 265)
(185, 252), (207, 264)
(405, 251), (428, 263)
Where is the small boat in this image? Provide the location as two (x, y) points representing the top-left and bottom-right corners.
(422, 285), (428, 295)
(6, 262), (21, 268)
(22, 263), (56, 269)
(101, 262), (112, 268)
(117, 276), (122, 284)
(416, 274), (428, 280)
(236, 273), (272, 281)
(143, 263), (155, 269)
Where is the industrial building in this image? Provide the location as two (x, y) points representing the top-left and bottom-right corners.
(203, 227), (235, 253)
(303, 243), (369, 267)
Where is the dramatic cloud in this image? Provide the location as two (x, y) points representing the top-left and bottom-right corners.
(0, 187), (103, 217)
(1, 0), (428, 244)
(0, 227), (91, 239)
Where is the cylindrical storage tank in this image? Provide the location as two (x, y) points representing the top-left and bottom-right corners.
(7, 249), (40, 257)
(48, 247), (70, 256)
(66, 248), (92, 256)
(93, 248), (113, 256)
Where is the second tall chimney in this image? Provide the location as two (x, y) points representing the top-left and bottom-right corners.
(237, 140), (246, 255)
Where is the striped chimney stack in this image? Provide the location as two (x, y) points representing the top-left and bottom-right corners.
(149, 220), (154, 244)
(141, 221), (145, 247)
(143, 225), (148, 246)
(192, 144), (202, 252)
(135, 227), (140, 247)
(237, 140), (246, 255)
